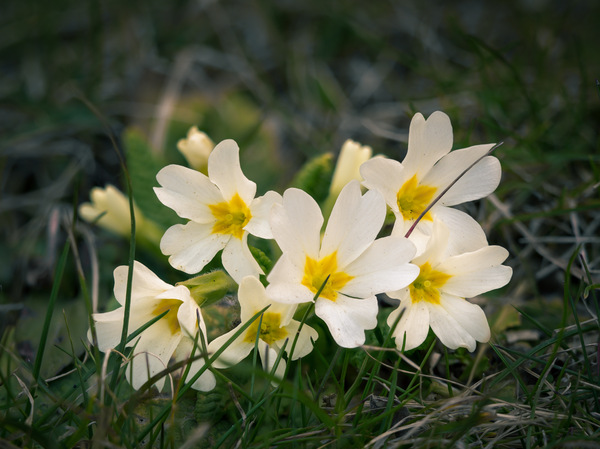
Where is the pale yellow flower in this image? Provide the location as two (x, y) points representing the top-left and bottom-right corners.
(79, 185), (161, 246)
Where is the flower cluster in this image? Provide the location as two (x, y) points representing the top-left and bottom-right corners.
(85, 110), (511, 392)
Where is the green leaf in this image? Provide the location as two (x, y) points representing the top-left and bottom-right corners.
(290, 153), (334, 204)
(123, 127), (178, 229)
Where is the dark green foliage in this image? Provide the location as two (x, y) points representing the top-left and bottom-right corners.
(290, 153), (334, 204)
(123, 128), (178, 229)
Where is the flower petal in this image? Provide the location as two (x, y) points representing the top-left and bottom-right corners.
(245, 190), (282, 239)
(342, 236), (419, 297)
(403, 111), (453, 177)
(314, 295), (378, 348)
(440, 247), (512, 298)
(206, 328), (254, 369)
(91, 307), (127, 351)
(155, 164), (222, 223)
(439, 294), (490, 343)
(387, 299), (430, 351)
(360, 157), (406, 213)
(174, 292), (204, 337)
(174, 337), (216, 392)
(421, 144), (499, 206)
(259, 341), (286, 382)
(265, 281), (315, 305)
(238, 276), (296, 325)
(113, 261), (172, 305)
(128, 321), (182, 390)
(221, 234), (263, 283)
(428, 302), (477, 351)
(160, 222), (229, 274)
(281, 319), (318, 360)
(321, 181), (386, 267)
(433, 207), (489, 255)
(208, 140), (257, 204)
(270, 188), (323, 264)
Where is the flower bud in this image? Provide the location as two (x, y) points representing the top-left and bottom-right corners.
(329, 139), (372, 197)
(177, 126), (214, 173)
(79, 185), (162, 246)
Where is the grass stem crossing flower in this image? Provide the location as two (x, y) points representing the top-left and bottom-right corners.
(360, 111), (501, 247)
(387, 221), (512, 352)
(207, 276), (318, 380)
(90, 261), (215, 391)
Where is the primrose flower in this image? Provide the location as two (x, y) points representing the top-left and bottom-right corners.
(207, 276), (318, 380)
(79, 185), (162, 245)
(177, 126), (215, 173)
(155, 139), (282, 283)
(90, 261), (216, 391)
(387, 220), (512, 352)
(360, 111), (500, 248)
(266, 181), (419, 348)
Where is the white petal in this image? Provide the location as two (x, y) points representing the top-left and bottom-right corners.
(411, 219), (450, 266)
(433, 207), (489, 255)
(385, 286), (409, 301)
(155, 164), (222, 223)
(270, 188), (323, 264)
(189, 360), (217, 391)
(420, 144), (499, 206)
(160, 222), (229, 274)
(403, 111), (453, 177)
(428, 302), (477, 351)
(206, 328), (253, 369)
(92, 308), (127, 351)
(315, 295), (378, 348)
(128, 322), (182, 390)
(393, 219), (431, 257)
(267, 254), (302, 286)
(321, 181), (386, 267)
(441, 254), (512, 298)
(387, 300), (430, 351)
(439, 294), (490, 343)
(208, 140), (257, 204)
(113, 261), (172, 305)
(259, 342), (286, 381)
(238, 276), (297, 325)
(221, 234), (263, 283)
(342, 236), (419, 297)
(360, 157), (406, 213)
(245, 190), (282, 239)
(281, 319), (319, 360)
(175, 293), (204, 337)
(265, 281), (315, 304)
(174, 337), (216, 392)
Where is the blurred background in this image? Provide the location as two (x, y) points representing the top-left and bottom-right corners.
(1, 0), (599, 377)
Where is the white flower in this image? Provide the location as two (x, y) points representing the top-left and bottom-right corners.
(91, 261), (216, 391)
(207, 276), (318, 380)
(177, 126), (214, 173)
(154, 139), (282, 283)
(387, 220), (512, 352)
(266, 181), (419, 348)
(360, 111), (500, 251)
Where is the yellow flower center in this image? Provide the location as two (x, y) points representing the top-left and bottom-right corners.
(244, 312), (288, 345)
(409, 262), (451, 305)
(301, 251), (354, 302)
(151, 299), (183, 335)
(396, 174), (437, 221)
(209, 193), (252, 240)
